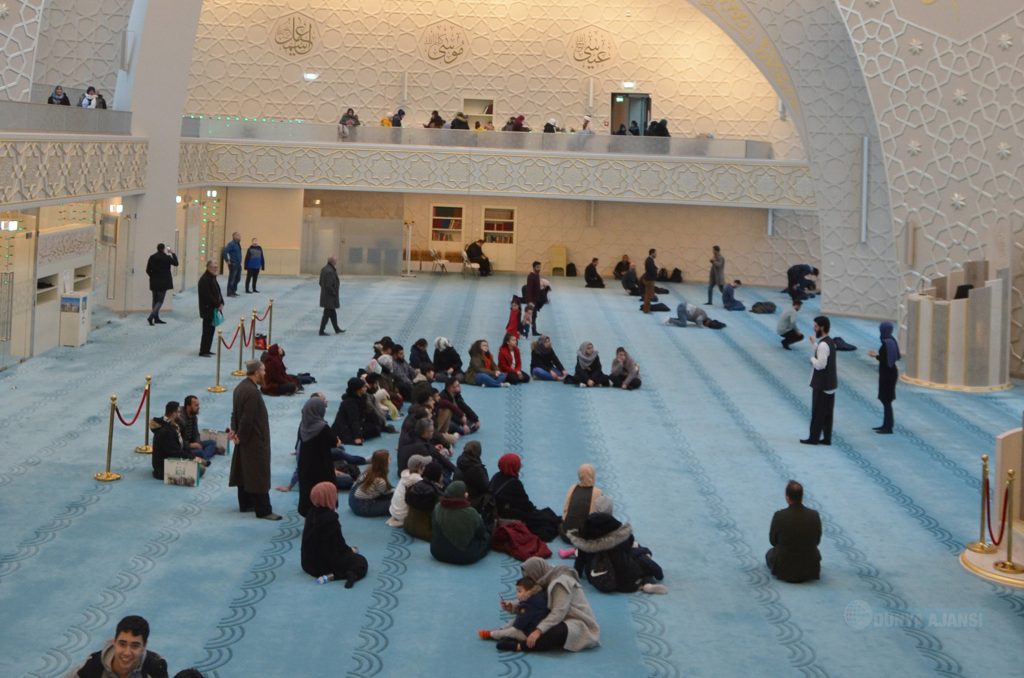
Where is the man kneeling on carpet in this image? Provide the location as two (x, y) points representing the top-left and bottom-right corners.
(67, 614), (168, 678)
(766, 480), (821, 583)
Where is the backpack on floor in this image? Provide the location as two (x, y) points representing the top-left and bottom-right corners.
(705, 319), (726, 329)
(584, 550), (620, 593)
(669, 268), (683, 283)
(750, 301), (776, 314)
(657, 267), (669, 282)
(566, 262), (578, 277)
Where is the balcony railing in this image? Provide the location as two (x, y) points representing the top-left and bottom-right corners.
(180, 117), (774, 160)
(0, 101), (132, 135)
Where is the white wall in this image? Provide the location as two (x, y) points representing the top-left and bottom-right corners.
(224, 187), (304, 275)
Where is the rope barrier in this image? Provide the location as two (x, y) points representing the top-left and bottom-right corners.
(114, 383), (149, 427)
(242, 317), (256, 348)
(987, 478), (1010, 546)
(220, 322), (242, 350)
(255, 303), (271, 322)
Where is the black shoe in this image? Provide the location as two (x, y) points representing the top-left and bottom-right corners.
(872, 426), (884, 431)
(781, 341), (790, 350)
(199, 352), (214, 357)
(147, 317), (154, 326)
(154, 319), (166, 324)
(384, 424), (397, 433)
(258, 512), (283, 521)
(319, 331), (328, 336)
(227, 293), (239, 297)
(875, 429), (893, 435)
(496, 639), (522, 652)
(335, 328), (346, 334)
(253, 289), (259, 293)
(820, 440), (831, 446)
(799, 438), (818, 445)
(245, 290), (252, 294)
(704, 302), (713, 306)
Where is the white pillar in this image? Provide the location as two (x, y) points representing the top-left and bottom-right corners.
(113, 0), (203, 312)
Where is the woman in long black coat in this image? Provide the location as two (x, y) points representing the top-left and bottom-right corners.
(301, 482), (368, 587)
(867, 321), (900, 434)
(297, 395), (338, 517)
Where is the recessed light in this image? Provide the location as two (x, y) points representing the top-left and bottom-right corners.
(622, 81), (636, 89)
(303, 72), (319, 81)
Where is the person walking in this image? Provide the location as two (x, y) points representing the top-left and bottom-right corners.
(230, 360), (281, 520)
(642, 249), (658, 313)
(244, 238), (265, 293)
(867, 321), (900, 434)
(197, 259), (223, 357)
(222, 231), (242, 297)
(801, 316), (836, 446)
(706, 245), (725, 305)
(145, 243), (177, 325)
(318, 256), (344, 335)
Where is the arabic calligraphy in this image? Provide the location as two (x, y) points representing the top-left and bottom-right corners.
(273, 13), (317, 57)
(569, 27), (616, 71)
(421, 22), (468, 65)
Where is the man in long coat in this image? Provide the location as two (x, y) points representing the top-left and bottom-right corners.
(230, 360), (281, 520)
(318, 256), (344, 335)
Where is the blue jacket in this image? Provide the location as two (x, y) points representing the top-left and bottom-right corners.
(512, 591), (549, 634)
(223, 239), (241, 265)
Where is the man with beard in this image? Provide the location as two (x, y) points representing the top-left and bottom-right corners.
(801, 316), (837, 446)
(230, 360), (281, 520)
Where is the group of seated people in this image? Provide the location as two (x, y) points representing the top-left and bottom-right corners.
(151, 395), (223, 480)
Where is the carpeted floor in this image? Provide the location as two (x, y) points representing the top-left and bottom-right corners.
(1, 273), (1022, 677)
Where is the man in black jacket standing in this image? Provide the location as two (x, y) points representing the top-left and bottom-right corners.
(197, 259), (224, 357)
(642, 248), (658, 313)
(319, 256), (344, 335)
(766, 480), (821, 582)
(145, 243), (177, 325)
(802, 315), (837, 445)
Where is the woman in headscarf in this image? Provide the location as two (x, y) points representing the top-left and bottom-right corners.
(431, 480), (491, 564)
(609, 347), (642, 390)
(530, 335), (566, 381)
(559, 464), (603, 542)
(47, 85), (70, 105)
(489, 453), (561, 541)
(868, 321), (900, 434)
(301, 481), (368, 587)
(455, 440), (495, 525)
(571, 342), (609, 387)
(260, 344), (301, 396)
(433, 336), (465, 381)
(340, 108), (360, 126)
(511, 114), (528, 131)
(297, 395), (340, 517)
(511, 557), (600, 652)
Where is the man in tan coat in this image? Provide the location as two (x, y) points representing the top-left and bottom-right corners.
(229, 360), (280, 520)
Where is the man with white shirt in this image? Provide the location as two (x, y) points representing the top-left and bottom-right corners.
(801, 316), (836, 446)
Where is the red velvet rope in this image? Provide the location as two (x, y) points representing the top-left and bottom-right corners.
(255, 303), (271, 322)
(241, 318), (253, 348)
(114, 385), (149, 427)
(986, 477), (1010, 546)
(220, 322), (242, 350)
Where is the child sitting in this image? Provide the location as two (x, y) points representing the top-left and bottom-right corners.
(478, 577), (549, 651)
(520, 303), (535, 338)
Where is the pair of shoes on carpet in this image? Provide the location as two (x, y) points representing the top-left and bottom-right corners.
(799, 438), (831, 446)
(384, 424), (397, 434)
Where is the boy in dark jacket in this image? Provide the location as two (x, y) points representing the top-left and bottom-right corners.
(478, 577), (549, 649)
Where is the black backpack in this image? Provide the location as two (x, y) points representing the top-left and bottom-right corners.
(585, 550), (620, 593)
(669, 268), (683, 283)
(657, 267), (669, 282)
(750, 301), (776, 314)
(566, 262), (577, 277)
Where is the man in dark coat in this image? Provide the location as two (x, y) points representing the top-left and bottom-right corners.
(318, 256), (344, 335)
(230, 360), (280, 520)
(584, 258), (605, 288)
(802, 315), (837, 446)
(766, 480), (821, 583)
(197, 259), (224, 357)
(466, 239), (491, 276)
(145, 243), (177, 325)
(642, 248), (658, 313)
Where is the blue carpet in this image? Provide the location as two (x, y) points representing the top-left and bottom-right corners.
(1, 274), (1022, 677)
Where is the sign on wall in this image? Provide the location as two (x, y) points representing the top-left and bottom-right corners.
(567, 26), (617, 72)
(420, 20), (469, 67)
(272, 12), (319, 58)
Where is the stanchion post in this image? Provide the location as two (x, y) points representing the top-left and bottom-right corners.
(208, 329), (227, 393)
(968, 454), (997, 553)
(251, 309), (257, 360)
(995, 469), (1024, 574)
(95, 394), (122, 481)
(231, 317), (246, 377)
(268, 299), (274, 345)
(134, 375), (153, 453)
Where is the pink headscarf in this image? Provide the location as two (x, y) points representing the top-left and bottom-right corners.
(310, 481), (338, 511)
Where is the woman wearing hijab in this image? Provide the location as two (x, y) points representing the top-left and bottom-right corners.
(609, 347), (642, 390)
(340, 108), (360, 126)
(431, 480), (491, 565)
(868, 321), (900, 434)
(297, 395), (340, 517)
(47, 85), (70, 105)
(433, 336), (464, 382)
(301, 481), (368, 587)
(506, 557), (600, 652)
(530, 335), (566, 381)
(571, 342), (609, 387)
(511, 115), (529, 132)
(489, 453), (561, 541)
(559, 464), (602, 542)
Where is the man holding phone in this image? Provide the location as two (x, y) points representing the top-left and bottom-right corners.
(145, 242), (178, 326)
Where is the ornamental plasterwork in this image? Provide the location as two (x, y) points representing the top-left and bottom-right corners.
(951, 193), (966, 210)
(908, 39), (923, 55)
(37, 225), (95, 268)
(0, 4), (9, 20)
(997, 33), (1013, 50)
(907, 140), (922, 156)
(952, 88), (967, 105)
(997, 142), (1012, 160)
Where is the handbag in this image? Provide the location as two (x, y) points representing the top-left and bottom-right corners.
(212, 308), (224, 327)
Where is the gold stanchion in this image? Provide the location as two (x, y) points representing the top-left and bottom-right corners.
(268, 298), (274, 345)
(995, 469), (1024, 574)
(95, 394), (122, 481)
(250, 309), (257, 361)
(208, 329), (227, 393)
(968, 454), (997, 553)
(134, 375), (153, 453)
(231, 317), (246, 377)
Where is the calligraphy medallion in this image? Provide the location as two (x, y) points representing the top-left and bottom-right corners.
(271, 12), (319, 59)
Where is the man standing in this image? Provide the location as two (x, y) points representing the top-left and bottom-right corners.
(222, 231), (242, 297)
(802, 315), (837, 446)
(197, 260), (224, 357)
(180, 395), (219, 462)
(243, 237), (265, 293)
(642, 248), (658, 313)
(230, 360), (280, 520)
(584, 258), (605, 288)
(145, 243), (177, 326)
(319, 256), (344, 335)
(525, 261), (543, 333)
(707, 245), (725, 305)
(766, 480), (822, 583)
(466, 239), (491, 276)
(777, 299), (803, 349)
(66, 614), (168, 678)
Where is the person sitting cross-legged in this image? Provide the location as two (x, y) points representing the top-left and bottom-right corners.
(766, 480), (822, 583)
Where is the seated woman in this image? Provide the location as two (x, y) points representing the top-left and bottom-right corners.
(455, 441), (495, 525)
(609, 347), (642, 390)
(465, 339), (507, 387)
(387, 454), (430, 528)
(530, 335), (566, 381)
(410, 337), (431, 372)
(498, 333), (531, 385)
(568, 512), (666, 594)
(261, 344), (301, 396)
(297, 394), (345, 517)
(433, 337), (465, 382)
(508, 557), (601, 653)
(559, 464), (603, 542)
(431, 481), (491, 565)
(348, 450), (394, 517)
(571, 342), (610, 387)
(301, 481), (369, 588)
(489, 453), (561, 542)
(404, 461), (444, 540)
(332, 377), (382, 445)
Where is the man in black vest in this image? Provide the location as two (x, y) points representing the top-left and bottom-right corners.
(145, 243), (177, 326)
(67, 614), (168, 678)
(802, 315), (836, 445)
(766, 480), (821, 582)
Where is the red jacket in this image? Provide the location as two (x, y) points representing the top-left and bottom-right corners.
(492, 520), (552, 561)
(506, 307), (520, 336)
(498, 344), (522, 374)
(261, 345), (299, 395)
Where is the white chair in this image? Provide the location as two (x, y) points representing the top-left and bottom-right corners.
(462, 250), (481, 277)
(430, 249), (448, 273)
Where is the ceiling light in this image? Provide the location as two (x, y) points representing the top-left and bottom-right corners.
(303, 72), (319, 81)
(622, 81), (636, 89)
